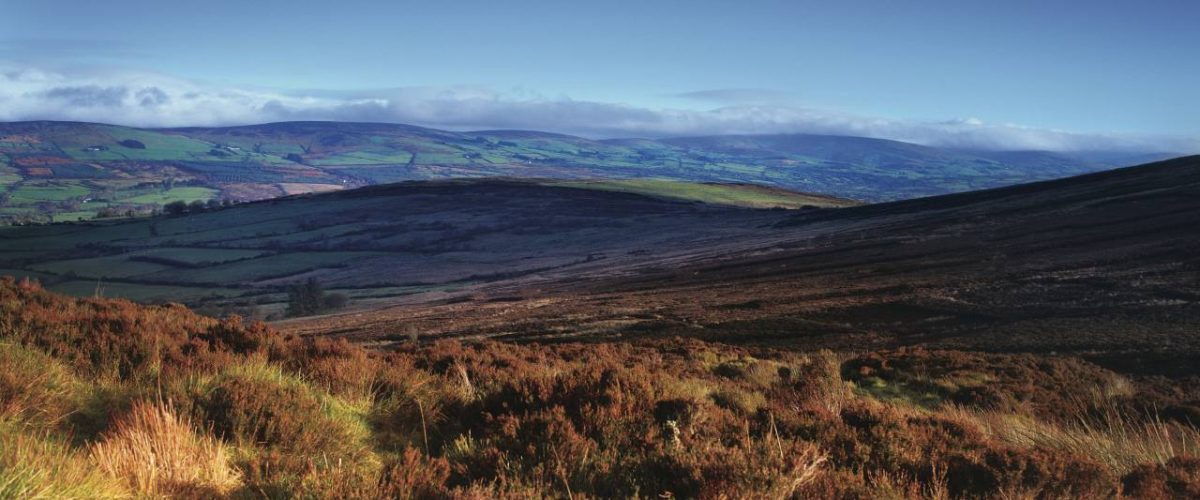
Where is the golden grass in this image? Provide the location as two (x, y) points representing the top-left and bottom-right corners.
(0, 420), (128, 499)
(89, 402), (241, 497)
(0, 342), (80, 425)
(943, 405), (1200, 476)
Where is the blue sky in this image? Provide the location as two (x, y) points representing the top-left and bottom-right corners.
(1, 0), (1197, 151)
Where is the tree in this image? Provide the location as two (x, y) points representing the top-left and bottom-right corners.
(286, 278), (323, 317)
(164, 200), (188, 215)
(322, 292), (349, 310)
(285, 278), (347, 317)
(188, 200), (207, 212)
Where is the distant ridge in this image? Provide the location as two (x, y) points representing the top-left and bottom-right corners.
(0, 119), (1175, 223)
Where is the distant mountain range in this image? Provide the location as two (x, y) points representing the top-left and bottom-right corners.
(0, 120), (1177, 223)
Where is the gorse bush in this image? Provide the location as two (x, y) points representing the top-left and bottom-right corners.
(0, 277), (1198, 498)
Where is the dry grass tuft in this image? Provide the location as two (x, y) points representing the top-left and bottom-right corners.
(948, 405), (1200, 476)
(0, 342), (80, 425)
(0, 420), (128, 499)
(89, 401), (241, 497)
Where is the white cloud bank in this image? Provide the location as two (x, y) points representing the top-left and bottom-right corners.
(1, 65), (1196, 153)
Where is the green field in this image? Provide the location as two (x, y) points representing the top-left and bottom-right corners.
(130, 247), (272, 265)
(47, 280), (244, 302)
(555, 179), (857, 208)
(146, 251), (384, 284)
(30, 254), (175, 279)
(122, 187), (218, 205)
(51, 211), (99, 223)
(9, 183), (90, 203)
(308, 151), (414, 165)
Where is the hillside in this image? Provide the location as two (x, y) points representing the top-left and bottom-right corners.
(2, 138), (1199, 500)
(0, 120), (1134, 223)
(0, 179), (809, 317)
(2, 278), (1200, 498)
(278, 156), (1200, 375)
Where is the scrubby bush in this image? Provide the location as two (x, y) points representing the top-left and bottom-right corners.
(1122, 456), (1200, 498)
(285, 277), (349, 317)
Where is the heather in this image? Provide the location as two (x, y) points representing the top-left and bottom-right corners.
(1, 277), (1198, 498)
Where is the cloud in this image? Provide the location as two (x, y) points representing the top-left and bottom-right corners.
(0, 64), (1195, 154)
(40, 85), (130, 107)
(136, 87), (169, 108)
(673, 88), (799, 104)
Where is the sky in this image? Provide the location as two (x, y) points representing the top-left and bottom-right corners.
(1, 0), (1197, 152)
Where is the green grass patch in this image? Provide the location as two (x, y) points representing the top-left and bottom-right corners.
(308, 151), (414, 166)
(51, 211), (98, 223)
(853, 376), (946, 409)
(132, 247), (272, 265)
(556, 178), (850, 208)
(30, 254), (174, 279)
(47, 280), (241, 302)
(144, 251), (385, 284)
(122, 187), (217, 205)
(8, 183), (90, 203)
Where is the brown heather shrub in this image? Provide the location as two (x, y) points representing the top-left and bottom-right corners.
(941, 446), (1116, 498)
(89, 401), (241, 497)
(0, 277), (286, 382)
(376, 448), (452, 499)
(794, 468), (876, 499)
(194, 361), (367, 456)
(842, 348), (1135, 422)
(1121, 456), (1200, 498)
(370, 358), (456, 453)
(2, 280), (1200, 498)
(277, 336), (382, 399)
(794, 349), (855, 415)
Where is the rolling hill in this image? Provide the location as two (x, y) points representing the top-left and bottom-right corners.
(269, 155), (1200, 375)
(0, 120), (1158, 223)
(1, 150), (1198, 498)
(0, 178), (831, 317)
(3, 152), (1197, 373)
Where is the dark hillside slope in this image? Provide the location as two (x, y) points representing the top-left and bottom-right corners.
(0, 179), (800, 314)
(282, 156), (1200, 375)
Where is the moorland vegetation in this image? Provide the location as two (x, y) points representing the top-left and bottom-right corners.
(2, 277), (1198, 498)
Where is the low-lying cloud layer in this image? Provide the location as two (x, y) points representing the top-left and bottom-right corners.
(1, 65), (1195, 153)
